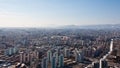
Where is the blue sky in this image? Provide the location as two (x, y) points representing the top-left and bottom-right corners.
(0, 0), (120, 27)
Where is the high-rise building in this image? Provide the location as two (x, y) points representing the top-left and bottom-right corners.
(58, 54), (64, 68)
(75, 49), (84, 63)
(4, 49), (9, 56)
(101, 60), (108, 68)
(64, 48), (70, 58)
(20, 52), (24, 63)
(53, 52), (58, 63)
(9, 48), (12, 56)
(109, 39), (113, 54)
(23, 53), (30, 63)
(100, 59), (108, 68)
(47, 50), (52, 62)
(93, 62), (99, 68)
(4, 47), (18, 56)
(33, 50), (39, 59)
(51, 56), (56, 68)
(13, 47), (18, 54)
(20, 52), (31, 63)
(41, 57), (48, 68)
(116, 42), (120, 62)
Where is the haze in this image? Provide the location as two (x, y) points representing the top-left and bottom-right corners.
(0, 0), (120, 27)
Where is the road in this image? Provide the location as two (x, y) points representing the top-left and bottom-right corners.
(85, 39), (113, 68)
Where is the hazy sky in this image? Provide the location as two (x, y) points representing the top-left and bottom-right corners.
(0, 0), (120, 27)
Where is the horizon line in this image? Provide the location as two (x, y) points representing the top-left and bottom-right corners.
(0, 23), (119, 29)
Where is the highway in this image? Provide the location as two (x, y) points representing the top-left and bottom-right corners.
(85, 39), (113, 68)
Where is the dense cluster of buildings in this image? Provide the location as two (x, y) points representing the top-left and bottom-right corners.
(0, 28), (120, 68)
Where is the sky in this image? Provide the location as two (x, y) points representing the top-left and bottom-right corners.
(0, 0), (120, 27)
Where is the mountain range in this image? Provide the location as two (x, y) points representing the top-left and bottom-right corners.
(58, 24), (120, 29)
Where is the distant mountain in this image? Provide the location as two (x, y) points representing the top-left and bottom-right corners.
(58, 24), (120, 29)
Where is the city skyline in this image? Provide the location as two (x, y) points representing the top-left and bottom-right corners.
(0, 0), (120, 27)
